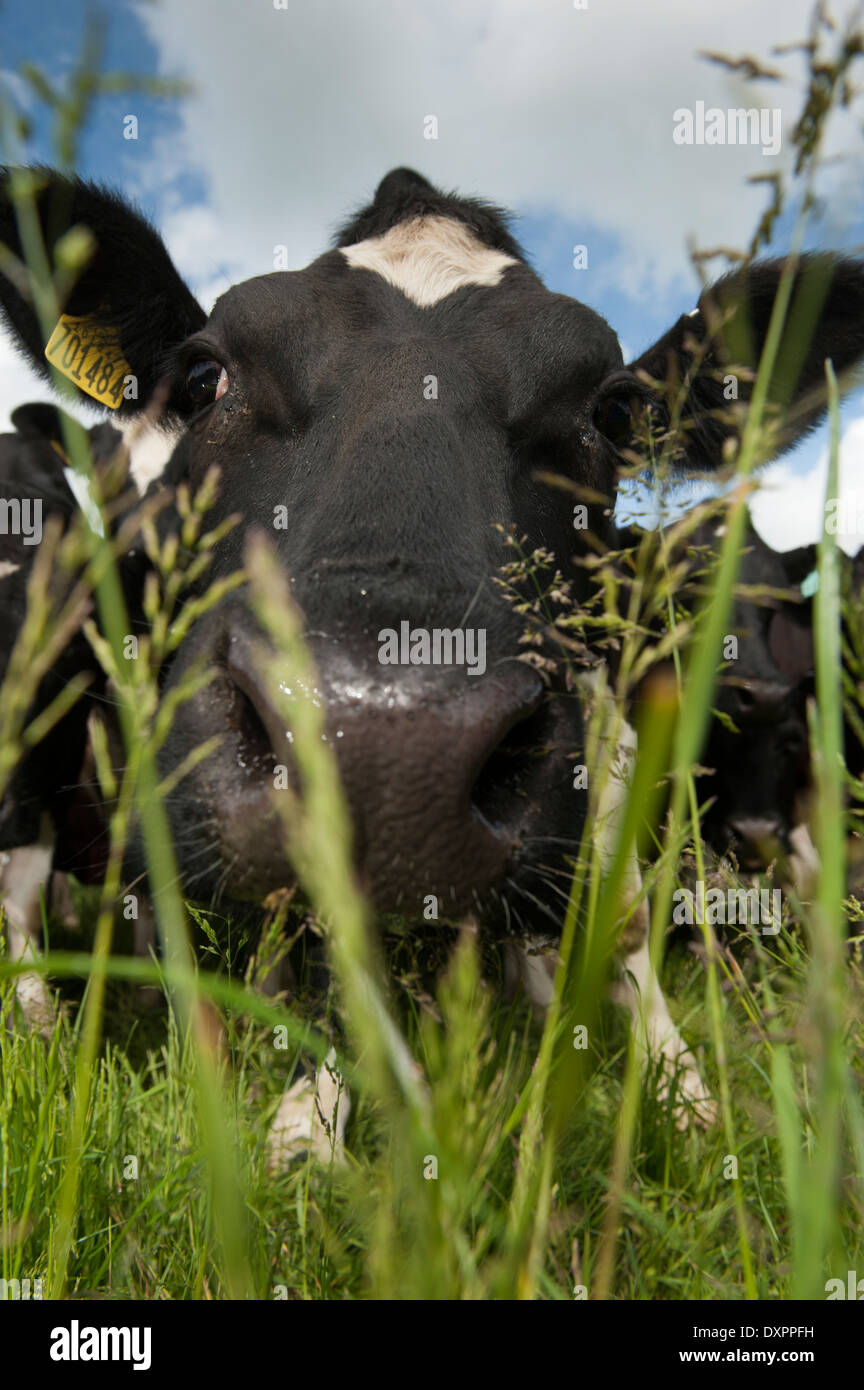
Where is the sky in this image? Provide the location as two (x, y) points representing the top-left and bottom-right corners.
(1, 0), (863, 551)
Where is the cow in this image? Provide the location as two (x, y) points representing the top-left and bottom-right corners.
(694, 517), (817, 886)
(0, 403), (99, 1025)
(2, 165), (863, 1153)
(620, 512), (818, 882)
(0, 401), (164, 1025)
(659, 518), (864, 901)
(664, 522), (864, 904)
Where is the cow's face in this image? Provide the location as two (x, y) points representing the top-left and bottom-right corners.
(142, 176), (628, 915)
(691, 520), (815, 869)
(2, 167), (864, 929)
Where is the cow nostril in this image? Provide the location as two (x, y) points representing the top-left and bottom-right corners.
(230, 683), (275, 767)
(223, 646), (288, 770)
(730, 679), (790, 725)
(727, 816), (784, 869)
(471, 700), (554, 833)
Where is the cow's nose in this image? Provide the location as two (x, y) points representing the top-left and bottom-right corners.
(728, 679), (789, 725)
(224, 635), (547, 912)
(725, 816), (785, 870)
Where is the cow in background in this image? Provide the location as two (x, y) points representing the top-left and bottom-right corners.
(0, 403), (97, 1024)
(618, 510), (820, 898)
(690, 515), (816, 879)
(0, 401), (168, 1024)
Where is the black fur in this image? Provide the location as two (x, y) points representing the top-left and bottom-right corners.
(0, 167), (205, 415)
(629, 255), (864, 471)
(334, 166), (526, 261)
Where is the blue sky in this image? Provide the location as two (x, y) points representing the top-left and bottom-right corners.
(1, 2), (167, 177)
(1, 0), (863, 547)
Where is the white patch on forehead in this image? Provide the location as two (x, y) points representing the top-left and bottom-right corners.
(0, 559), (21, 579)
(117, 418), (183, 493)
(340, 215), (517, 308)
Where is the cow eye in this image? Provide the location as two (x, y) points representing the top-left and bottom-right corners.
(184, 357), (229, 408)
(593, 392), (634, 448)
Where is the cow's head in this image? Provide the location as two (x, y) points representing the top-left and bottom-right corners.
(2, 167), (863, 928)
(687, 516), (816, 870)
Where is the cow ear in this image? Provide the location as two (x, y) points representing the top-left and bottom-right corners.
(0, 166), (205, 416)
(10, 401), (66, 443)
(627, 255), (864, 472)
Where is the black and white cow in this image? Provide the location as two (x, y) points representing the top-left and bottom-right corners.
(0, 401), (167, 1022)
(673, 523), (864, 898)
(651, 514), (817, 880)
(696, 518), (817, 884)
(0, 403), (101, 1023)
(2, 166), (864, 1149)
(612, 515), (818, 907)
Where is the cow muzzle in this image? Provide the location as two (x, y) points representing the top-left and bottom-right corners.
(176, 624), (559, 915)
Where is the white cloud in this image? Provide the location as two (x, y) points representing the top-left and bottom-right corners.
(131, 0), (863, 297)
(0, 336), (54, 430)
(751, 415), (864, 556)
(2, 0), (863, 546)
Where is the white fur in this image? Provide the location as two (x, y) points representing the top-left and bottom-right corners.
(0, 820), (55, 1032)
(0, 560), (21, 579)
(268, 1047), (350, 1168)
(117, 419), (182, 493)
(614, 934), (716, 1123)
(340, 215), (517, 308)
(517, 949), (556, 1011)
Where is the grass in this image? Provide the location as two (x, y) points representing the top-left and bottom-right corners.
(2, 902), (863, 1300)
(2, 3), (864, 1303)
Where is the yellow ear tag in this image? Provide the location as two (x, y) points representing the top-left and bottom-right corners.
(44, 314), (132, 409)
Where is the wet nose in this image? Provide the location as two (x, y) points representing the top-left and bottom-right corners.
(727, 679), (790, 725)
(725, 816), (785, 870)
(225, 634), (546, 913)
